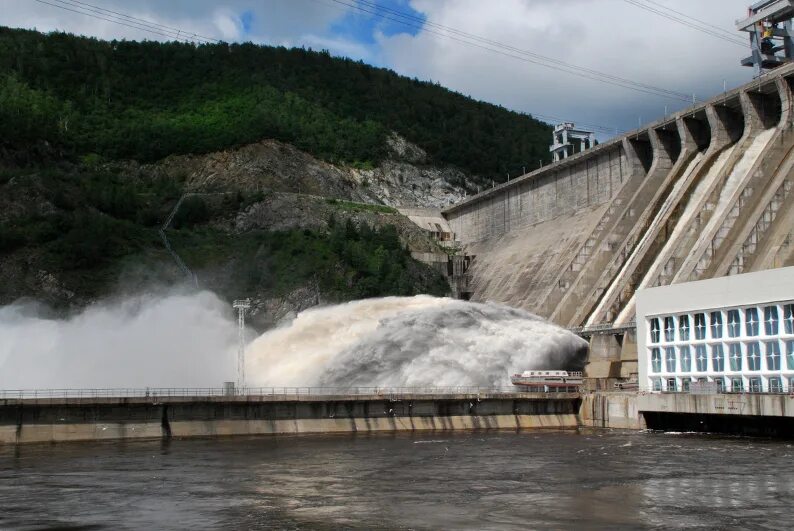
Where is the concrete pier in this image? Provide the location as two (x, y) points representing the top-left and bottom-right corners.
(0, 392), (581, 444)
(578, 390), (794, 436)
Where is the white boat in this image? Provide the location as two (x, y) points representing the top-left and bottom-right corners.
(510, 370), (583, 392)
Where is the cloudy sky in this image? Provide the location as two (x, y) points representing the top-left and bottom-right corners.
(2, 0), (755, 137)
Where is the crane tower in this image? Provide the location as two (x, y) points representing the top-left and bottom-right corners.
(738, 1), (794, 76)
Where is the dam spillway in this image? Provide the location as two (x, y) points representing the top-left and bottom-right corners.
(442, 64), (794, 379)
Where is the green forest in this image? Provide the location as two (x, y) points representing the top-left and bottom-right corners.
(0, 167), (449, 307)
(0, 26), (551, 179)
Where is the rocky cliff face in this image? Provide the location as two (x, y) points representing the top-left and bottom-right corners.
(115, 134), (470, 209)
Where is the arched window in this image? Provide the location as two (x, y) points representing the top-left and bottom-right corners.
(710, 312), (723, 339)
(664, 316), (675, 342)
(695, 345), (708, 372)
(650, 318), (660, 343)
(665, 347), (677, 372)
(764, 306), (779, 336)
(711, 344), (725, 372)
(727, 309), (741, 338)
(680, 346), (692, 372)
(679, 315), (690, 341)
(729, 343), (742, 371)
(765, 341), (781, 371)
(747, 342), (762, 371)
(787, 340), (794, 370)
(651, 348), (662, 373)
(746, 308), (760, 336)
(694, 313), (707, 340)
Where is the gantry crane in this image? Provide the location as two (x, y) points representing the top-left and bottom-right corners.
(738, 0), (794, 76)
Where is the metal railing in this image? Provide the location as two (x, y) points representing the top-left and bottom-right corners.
(660, 389), (794, 396)
(0, 386), (583, 400)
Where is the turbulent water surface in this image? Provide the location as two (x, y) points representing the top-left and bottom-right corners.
(247, 296), (587, 387)
(0, 294), (585, 389)
(1, 430), (792, 530)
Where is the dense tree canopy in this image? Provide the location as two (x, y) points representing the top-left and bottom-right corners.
(0, 27), (551, 179)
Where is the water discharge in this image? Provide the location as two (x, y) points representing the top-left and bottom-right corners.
(246, 295), (587, 387)
(0, 290), (238, 389)
(0, 293), (586, 389)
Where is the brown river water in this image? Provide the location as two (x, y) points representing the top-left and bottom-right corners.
(1, 430), (792, 530)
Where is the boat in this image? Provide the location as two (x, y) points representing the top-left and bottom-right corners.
(510, 370), (583, 392)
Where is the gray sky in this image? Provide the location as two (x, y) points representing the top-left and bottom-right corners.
(1, 0), (755, 136)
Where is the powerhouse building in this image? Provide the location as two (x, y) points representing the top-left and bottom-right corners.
(636, 267), (794, 393)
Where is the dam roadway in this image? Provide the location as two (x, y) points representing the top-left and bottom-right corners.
(0, 388), (581, 444)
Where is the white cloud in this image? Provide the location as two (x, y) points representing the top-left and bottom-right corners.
(376, 0), (754, 134)
(212, 8), (244, 41)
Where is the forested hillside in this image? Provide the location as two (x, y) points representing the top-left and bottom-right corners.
(0, 26), (551, 179)
(0, 164), (451, 325)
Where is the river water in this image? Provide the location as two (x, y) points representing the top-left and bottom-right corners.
(1, 430), (791, 530)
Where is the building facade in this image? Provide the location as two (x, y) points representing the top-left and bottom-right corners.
(636, 267), (794, 393)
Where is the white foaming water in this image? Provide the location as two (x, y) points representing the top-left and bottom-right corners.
(0, 293), (586, 389)
(246, 295), (587, 387)
(0, 291), (237, 389)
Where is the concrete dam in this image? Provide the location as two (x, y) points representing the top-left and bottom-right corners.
(442, 64), (794, 378)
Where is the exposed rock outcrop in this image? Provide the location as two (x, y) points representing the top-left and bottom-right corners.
(112, 135), (470, 209)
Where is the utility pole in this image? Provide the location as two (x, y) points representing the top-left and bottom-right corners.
(233, 299), (251, 394)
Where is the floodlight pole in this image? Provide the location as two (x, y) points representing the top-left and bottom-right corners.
(233, 299), (251, 394)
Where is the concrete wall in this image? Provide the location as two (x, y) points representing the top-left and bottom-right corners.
(0, 394), (580, 444)
(579, 390), (794, 433)
(638, 392), (794, 436)
(442, 64), (794, 381)
(637, 391), (794, 417)
(579, 392), (644, 430)
(446, 142), (636, 245)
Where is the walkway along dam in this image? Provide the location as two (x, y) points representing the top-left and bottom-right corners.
(442, 63), (794, 382)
